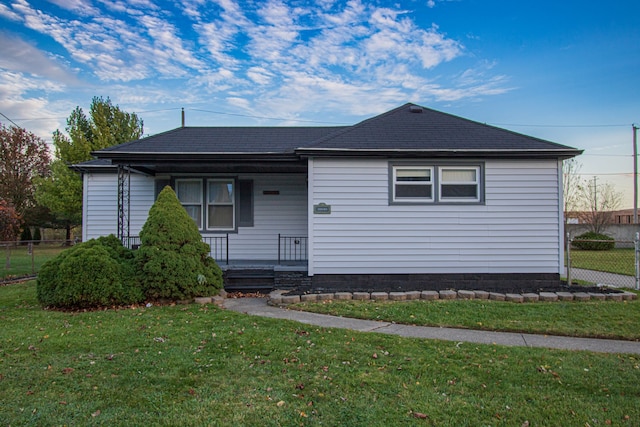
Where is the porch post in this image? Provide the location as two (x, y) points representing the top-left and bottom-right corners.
(116, 165), (131, 241)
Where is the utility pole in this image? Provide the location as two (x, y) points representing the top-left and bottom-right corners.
(592, 176), (598, 210)
(634, 124), (638, 224)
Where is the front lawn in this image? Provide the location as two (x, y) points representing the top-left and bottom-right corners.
(290, 297), (640, 341)
(1, 282), (640, 426)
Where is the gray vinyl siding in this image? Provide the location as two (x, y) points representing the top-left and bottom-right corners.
(208, 174), (307, 260)
(309, 158), (562, 275)
(82, 172), (155, 241)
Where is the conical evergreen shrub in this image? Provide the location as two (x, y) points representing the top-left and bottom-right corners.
(136, 186), (223, 300)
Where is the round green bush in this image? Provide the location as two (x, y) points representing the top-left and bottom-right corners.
(136, 186), (223, 300)
(37, 235), (143, 309)
(571, 232), (615, 251)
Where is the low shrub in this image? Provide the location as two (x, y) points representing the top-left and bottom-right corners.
(571, 232), (615, 251)
(37, 235), (143, 309)
(136, 186), (223, 300)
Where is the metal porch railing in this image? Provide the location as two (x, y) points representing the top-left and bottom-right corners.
(123, 234), (229, 264)
(278, 234), (308, 264)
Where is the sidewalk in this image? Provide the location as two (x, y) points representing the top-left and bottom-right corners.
(223, 297), (640, 355)
(567, 267), (637, 289)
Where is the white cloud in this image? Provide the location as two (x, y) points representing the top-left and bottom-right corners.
(0, 33), (79, 84)
(0, 0), (512, 129)
(0, 3), (21, 20)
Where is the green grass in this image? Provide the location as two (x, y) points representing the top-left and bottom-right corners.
(1, 282), (640, 426)
(291, 297), (640, 341)
(569, 248), (635, 276)
(2, 243), (68, 280)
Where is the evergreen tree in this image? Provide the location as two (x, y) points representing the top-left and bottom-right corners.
(136, 186), (223, 300)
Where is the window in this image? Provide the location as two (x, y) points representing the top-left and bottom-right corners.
(176, 179), (203, 228)
(439, 166), (480, 202)
(174, 178), (252, 232)
(393, 166), (433, 202)
(207, 179), (235, 230)
(390, 163), (483, 204)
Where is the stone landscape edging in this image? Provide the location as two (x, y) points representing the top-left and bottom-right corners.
(267, 289), (638, 306)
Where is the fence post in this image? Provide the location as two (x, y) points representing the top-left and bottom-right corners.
(566, 232), (572, 286)
(635, 232), (639, 291)
(29, 242), (35, 275)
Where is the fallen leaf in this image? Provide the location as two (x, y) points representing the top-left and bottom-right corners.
(277, 400), (285, 407)
(91, 410), (101, 417)
(413, 412), (428, 419)
(62, 368), (74, 375)
(372, 353), (378, 359)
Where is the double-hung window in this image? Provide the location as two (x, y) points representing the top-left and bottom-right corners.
(390, 163), (483, 204)
(175, 178), (237, 231)
(393, 166), (434, 202)
(176, 179), (203, 228)
(207, 179), (235, 230)
(439, 166), (480, 202)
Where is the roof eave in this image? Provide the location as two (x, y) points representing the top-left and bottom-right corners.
(295, 148), (583, 159)
(94, 151), (301, 163)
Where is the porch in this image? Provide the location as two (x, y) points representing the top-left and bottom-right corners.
(123, 234), (309, 291)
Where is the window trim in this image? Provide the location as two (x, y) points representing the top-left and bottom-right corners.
(206, 178), (236, 231)
(389, 162), (485, 205)
(392, 165), (434, 203)
(175, 178), (203, 228)
(438, 166), (481, 203)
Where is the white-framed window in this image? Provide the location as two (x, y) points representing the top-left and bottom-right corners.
(207, 179), (235, 230)
(392, 166), (434, 202)
(439, 166), (480, 202)
(390, 163), (483, 204)
(175, 179), (203, 228)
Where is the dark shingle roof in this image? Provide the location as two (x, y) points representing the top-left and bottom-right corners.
(299, 103), (579, 154)
(98, 126), (347, 155)
(92, 103), (581, 163)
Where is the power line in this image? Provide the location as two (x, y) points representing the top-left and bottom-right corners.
(0, 112), (20, 128)
(189, 108), (351, 125)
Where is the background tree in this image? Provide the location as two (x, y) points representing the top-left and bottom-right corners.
(0, 200), (21, 241)
(576, 178), (622, 235)
(35, 97), (143, 241)
(562, 158), (583, 221)
(0, 123), (51, 220)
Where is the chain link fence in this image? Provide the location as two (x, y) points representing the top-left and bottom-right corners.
(566, 233), (639, 290)
(2, 240), (74, 282)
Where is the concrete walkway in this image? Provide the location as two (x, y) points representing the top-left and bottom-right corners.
(567, 267), (637, 289)
(223, 297), (640, 355)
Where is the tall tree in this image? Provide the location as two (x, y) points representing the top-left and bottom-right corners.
(0, 123), (51, 219)
(35, 97), (143, 240)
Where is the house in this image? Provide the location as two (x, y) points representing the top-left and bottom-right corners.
(78, 103), (582, 292)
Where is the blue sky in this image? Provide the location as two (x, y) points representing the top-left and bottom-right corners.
(1, 0), (639, 208)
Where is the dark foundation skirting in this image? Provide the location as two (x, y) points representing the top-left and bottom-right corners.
(309, 273), (561, 293)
